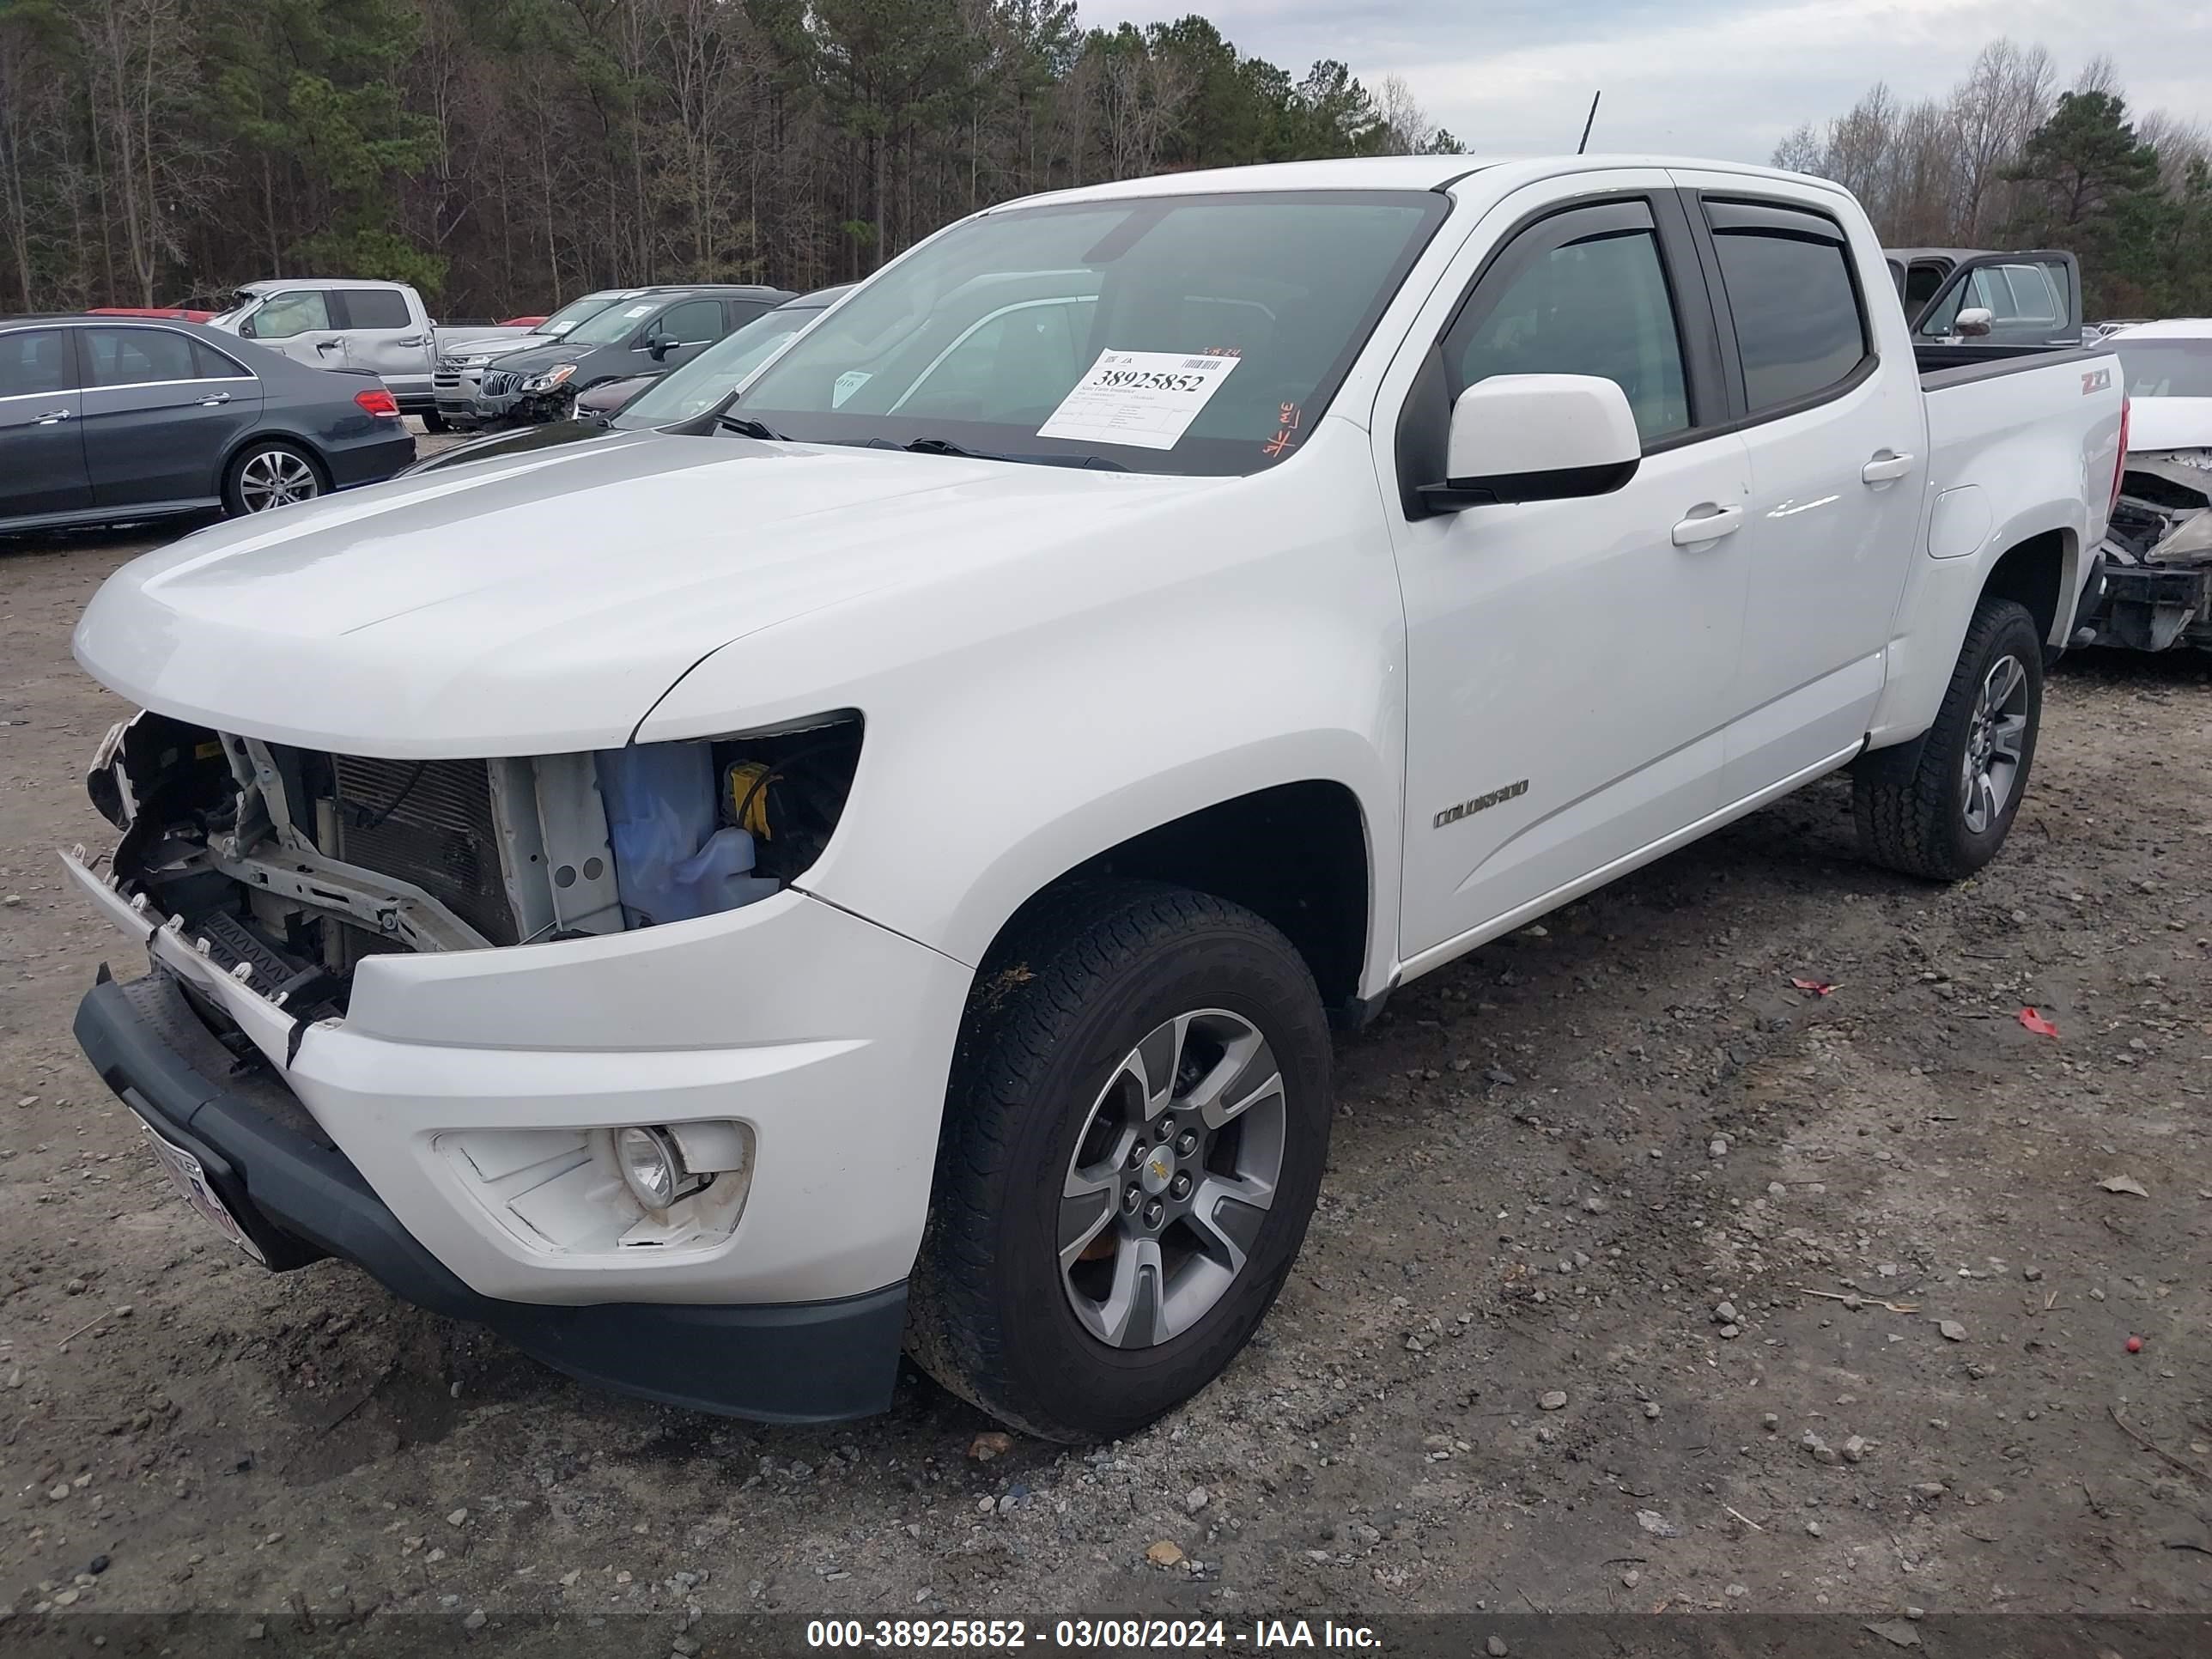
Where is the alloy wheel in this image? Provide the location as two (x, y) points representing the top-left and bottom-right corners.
(1057, 1008), (1286, 1349)
(236, 450), (319, 512)
(1960, 652), (2028, 834)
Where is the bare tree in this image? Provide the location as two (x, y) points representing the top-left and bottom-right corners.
(1374, 73), (1437, 155)
(1771, 121), (1825, 174)
(72, 0), (215, 303)
(2072, 54), (2120, 96)
(1951, 40), (2055, 240)
(2136, 108), (2212, 193)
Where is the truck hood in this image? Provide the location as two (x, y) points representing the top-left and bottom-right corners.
(493, 341), (606, 376)
(2127, 397), (2212, 455)
(75, 430), (1197, 758)
(445, 331), (556, 360)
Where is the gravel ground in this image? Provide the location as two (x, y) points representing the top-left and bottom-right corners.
(2, 488), (2209, 1631)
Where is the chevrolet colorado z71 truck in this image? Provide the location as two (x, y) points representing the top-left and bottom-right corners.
(62, 156), (2125, 1442)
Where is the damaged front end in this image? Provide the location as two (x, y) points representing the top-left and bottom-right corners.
(71, 711), (863, 1045)
(2072, 450), (2212, 653)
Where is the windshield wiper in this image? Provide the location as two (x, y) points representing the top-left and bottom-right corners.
(717, 414), (787, 441)
(867, 435), (1127, 471)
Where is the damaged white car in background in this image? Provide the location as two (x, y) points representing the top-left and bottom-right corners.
(2073, 319), (2212, 653)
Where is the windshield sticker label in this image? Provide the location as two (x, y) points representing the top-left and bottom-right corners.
(622, 303), (654, 319)
(1038, 349), (1240, 451)
(832, 369), (872, 408)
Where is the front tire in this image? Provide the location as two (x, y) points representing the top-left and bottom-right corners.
(1854, 595), (2043, 879)
(908, 881), (1333, 1442)
(222, 441), (325, 516)
(421, 409), (449, 434)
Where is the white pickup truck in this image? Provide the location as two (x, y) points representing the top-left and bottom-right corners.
(63, 155), (2124, 1441)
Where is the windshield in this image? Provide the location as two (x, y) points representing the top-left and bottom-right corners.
(2113, 339), (2212, 399)
(734, 190), (1448, 475)
(614, 303), (831, 428)
(540, 290), (631, 338)
(563, 296), (668, 349)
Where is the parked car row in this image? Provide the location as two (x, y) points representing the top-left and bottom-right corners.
(432, 284), (793, 428)
(3, 275), (848, 534)
(0, 315), (414, 535)
(414, 285), (851, 472)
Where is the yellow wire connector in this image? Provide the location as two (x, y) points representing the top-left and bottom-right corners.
(724, 762), (775, 839)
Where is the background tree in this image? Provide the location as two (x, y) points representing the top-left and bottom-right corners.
(1774, 36), (2203, 316)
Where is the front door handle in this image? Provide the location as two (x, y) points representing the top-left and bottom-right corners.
(1861, 450), (1917, 483)
(197, 392), (231, 407)
(33, 408), (71, 425)
(1672, 504), (1743, 546)
(393, 335), (425, 348)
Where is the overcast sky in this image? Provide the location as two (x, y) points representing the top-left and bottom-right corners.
(1097, 1), (2212, 161)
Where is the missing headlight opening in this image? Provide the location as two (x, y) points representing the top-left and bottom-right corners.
(83, 708), (863, 1022)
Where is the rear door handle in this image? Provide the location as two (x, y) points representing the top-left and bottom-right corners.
(196, 392), (231, 407)
(314, 338), (341, 354)
(393, 336), (426, 348)
(1672, 504), (1743, 546)
(33, 408), (71, 425)
(1861, 450), (1916, 483)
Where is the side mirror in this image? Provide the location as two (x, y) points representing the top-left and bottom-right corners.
(237, 317), (258, 339)
(645, 333), (675, 360)
(1954, 307), (1995, 338)
(1419, 374), (1642, 513)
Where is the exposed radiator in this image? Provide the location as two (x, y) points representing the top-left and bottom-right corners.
(330, 755), (518, 945)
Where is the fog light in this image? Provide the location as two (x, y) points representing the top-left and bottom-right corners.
(615, 1126), (709, 1212)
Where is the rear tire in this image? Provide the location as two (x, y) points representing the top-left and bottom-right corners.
(907, 880), (1333, 1442)
(1854, 596), (2043, 880)
(222, 441), (325, 516)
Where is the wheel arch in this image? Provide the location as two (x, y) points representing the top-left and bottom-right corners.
(1978, 526), (2078, 647)
(970, 778), (1377, 1028)
(216, 425), (333, 496)
(1865, 515), (2085, 749)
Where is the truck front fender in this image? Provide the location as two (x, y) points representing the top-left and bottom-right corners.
(634, 424), (1408, 1002)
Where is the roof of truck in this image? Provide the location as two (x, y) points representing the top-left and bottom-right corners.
(1001, 154), (1844, 208)
(1885, 247), (1991, 265)
(2104, 319), (2212, 341)
(236, 277), (414, 293)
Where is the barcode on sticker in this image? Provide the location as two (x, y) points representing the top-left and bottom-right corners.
(1182, 358), (1218, 370)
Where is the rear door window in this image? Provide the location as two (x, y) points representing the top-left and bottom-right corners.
(82, 327), (198, 386)
(0, 329), (76, 397)
(338, 288), (413, 330)
(192, 340), (253, 379)
(1705, 203), (1869, 411)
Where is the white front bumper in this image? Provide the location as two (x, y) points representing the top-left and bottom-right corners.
(62, 854), (970, 1305)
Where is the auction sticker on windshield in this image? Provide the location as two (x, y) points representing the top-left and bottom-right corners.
(1038, 349), (1239, 451)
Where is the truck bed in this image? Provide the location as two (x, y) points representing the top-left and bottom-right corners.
(1916, 342), (2103, 385)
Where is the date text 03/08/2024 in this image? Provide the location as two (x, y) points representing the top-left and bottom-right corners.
(805, 1617), (1383, 1649)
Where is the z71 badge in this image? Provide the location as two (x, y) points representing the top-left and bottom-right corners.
(2081, 367), (2112, 394)
(1434, 779), (1528, 829)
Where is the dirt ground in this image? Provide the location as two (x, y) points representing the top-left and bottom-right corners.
(2, 489), (2209, 1636)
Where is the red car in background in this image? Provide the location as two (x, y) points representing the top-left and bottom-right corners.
(87, 305), (219, 324)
